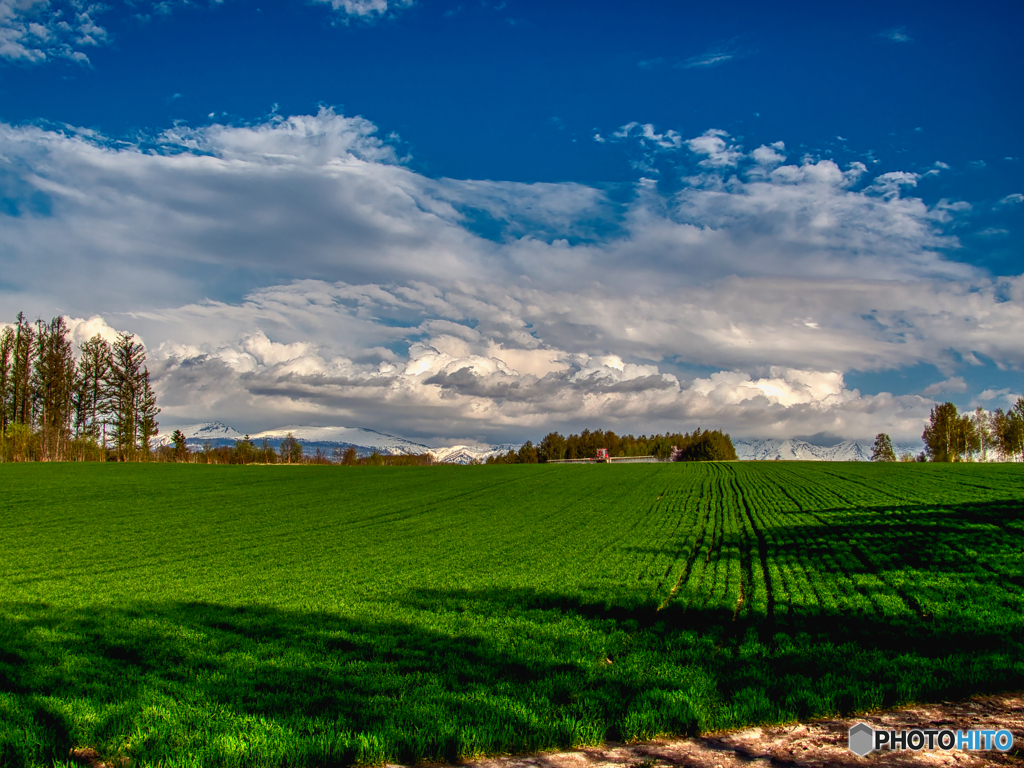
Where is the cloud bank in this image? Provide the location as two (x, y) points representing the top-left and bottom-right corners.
(1, 110), (1020, 443)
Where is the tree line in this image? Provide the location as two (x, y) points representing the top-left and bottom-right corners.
(0, 313), (159, 462)
(485, 427), (738, 464)
(871, 399), (1024, 462)
(163, 431), (435, 466)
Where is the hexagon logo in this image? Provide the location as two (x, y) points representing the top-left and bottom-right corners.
(848, 722), (875, 756)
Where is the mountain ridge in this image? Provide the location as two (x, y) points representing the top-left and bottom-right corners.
(156, 423), (921, 463)
(733, 438), (921, 462)
(154, 422), (514, 462)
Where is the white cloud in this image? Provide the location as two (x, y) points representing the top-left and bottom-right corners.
(976, 227), (1009, 238)
(872, 171), (918, 196)
(0, 0), (106, 63)
(996, 192), (1023, 208)
(751, 144), (786, 167)
(879, 27), (912, 43)
(975, 388), (1023, 409)
(922, 376), (967, 396)
(115, 272), (1024, 442)
(0, 110), (1020, 442)
(686, 129), (744, 167)
(682, 51), (732, 68)
(312, 0), (413, 19)
(678, 43), (742, 69)
(0, 0), (409, 65)
(142, 298), (940, 442)
(65, 315), (126, 348)
(612, 122), (683, 150)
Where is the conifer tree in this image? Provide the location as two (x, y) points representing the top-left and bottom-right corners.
(75, 334), (112, 443)
(33, 317), (77, 460)
(10, 313), (35, 427)
(0, 326), (13, 441)
(138, 368), (160, 459)
(106, 332), (147, 462)
(538, 432), (567, 462)
(870, 433), (896, 462)
(171, 429), (188, 462)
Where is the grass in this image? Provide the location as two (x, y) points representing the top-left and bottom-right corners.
(1, 461), (1022, 766)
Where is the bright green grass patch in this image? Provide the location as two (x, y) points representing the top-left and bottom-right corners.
(1, 462), (1023, 766)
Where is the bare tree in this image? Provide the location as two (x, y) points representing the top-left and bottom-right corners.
(971, 408), (993, 462)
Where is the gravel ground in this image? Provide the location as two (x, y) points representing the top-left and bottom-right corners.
(413, 692), (1024, 768)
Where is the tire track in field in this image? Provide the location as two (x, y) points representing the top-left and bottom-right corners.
(722, 467), (753, 623)
(726, 465), (775, 641)
(657, 466), (715, 612)
(695, 467), (727, 611)
(650, 472), (703, 601)
(645, 469), (702, 597)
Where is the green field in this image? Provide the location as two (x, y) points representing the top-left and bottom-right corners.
(1, 462), (1023, 767)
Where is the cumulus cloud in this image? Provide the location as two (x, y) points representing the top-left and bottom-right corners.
(1, 110), (1020, 442)
(112, 271), (1024, 442)
(0, 0), (106, 63)
(922, 376), (968, 396)
(143, 296), (939, 442)
(686, 129), (744, 167)
(975, 388), (1024, 409)
(751, 143), (786, 167)
(65, 315), (127, 347)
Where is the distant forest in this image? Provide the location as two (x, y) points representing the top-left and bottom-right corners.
(1, 313), (158, 462)
(486, 428), (738, 464)
(178, 435), (435, 467)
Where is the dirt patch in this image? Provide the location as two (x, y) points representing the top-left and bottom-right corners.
(68, 746), (129, 768)
(416, 692), (1023, 768)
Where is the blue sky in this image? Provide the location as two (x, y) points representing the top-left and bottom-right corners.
(0, 0), (1021, 444)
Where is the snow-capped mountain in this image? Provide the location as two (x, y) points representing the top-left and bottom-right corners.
(250, 426), (432, 456)
(155, 422), (514, 461)
(733, 438), (920, 461)
(152, 421), (244, 447)
(158, 423), (918, 463)
(428, 444), (523, 465)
